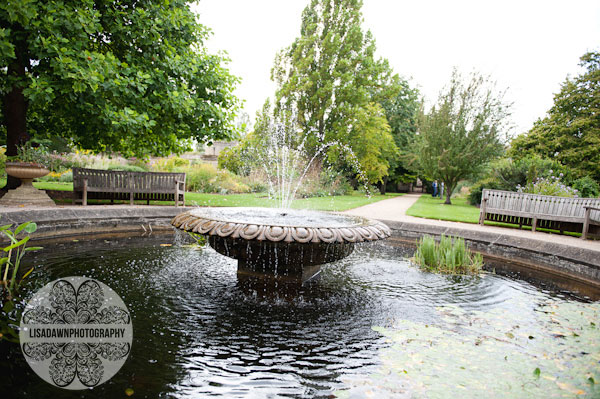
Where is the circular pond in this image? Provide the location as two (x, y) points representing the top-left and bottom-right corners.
(2, 233), (598, 398)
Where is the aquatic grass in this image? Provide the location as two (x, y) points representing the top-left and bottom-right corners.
(413, 234), (483, 274)
(1, 222), (42, 343)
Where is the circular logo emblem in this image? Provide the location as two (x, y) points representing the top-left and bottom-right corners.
(19, 277), (133, 389)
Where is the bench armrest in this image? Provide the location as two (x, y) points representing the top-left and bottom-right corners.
(583, 206), (600, 212)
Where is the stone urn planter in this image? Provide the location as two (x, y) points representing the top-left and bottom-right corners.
(0, 162), (56, 207)
(6, 162), (50, 181)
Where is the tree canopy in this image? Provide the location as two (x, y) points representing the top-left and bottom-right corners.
(380, 79), (420, 187)
(271, 0), (407, 185)
(413, 70), (510, 204)
(509, 51), (600, 182)
(1, 0), (239, 165)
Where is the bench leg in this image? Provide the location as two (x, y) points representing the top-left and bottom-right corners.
(83, 180), (88, 206)
(478, 199), (486, 225)
(582, 208), (591, 240)
(130, 192), (134, 206)
(532, 217), (537, 233)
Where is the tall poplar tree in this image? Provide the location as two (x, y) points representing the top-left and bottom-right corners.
(271, 0), (400, 183)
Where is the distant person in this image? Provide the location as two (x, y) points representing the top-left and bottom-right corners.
(440, 182), (445, 199)
(432, 180), (438, 197)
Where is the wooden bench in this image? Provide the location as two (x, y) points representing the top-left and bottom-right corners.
(72, 168), (185, 206)
(479, 189), (600, 239)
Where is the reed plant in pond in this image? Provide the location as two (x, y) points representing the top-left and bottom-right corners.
(413, 235), (483, 274)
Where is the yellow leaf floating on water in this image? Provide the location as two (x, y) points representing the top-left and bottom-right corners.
(160, 244), (172, 247)
(125, 388), (134, 396)
(556, 381), (585, 395)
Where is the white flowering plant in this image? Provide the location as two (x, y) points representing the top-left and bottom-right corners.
(516, 173), (579, 197)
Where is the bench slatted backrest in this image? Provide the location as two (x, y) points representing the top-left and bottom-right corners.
(482, 189), (600, 222)
(73, 168), (185, 193)
(73, 168), (130, 192)
(128, 171), (185, 193)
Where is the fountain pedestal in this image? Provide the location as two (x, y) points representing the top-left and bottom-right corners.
(209, 235), (354, 282)
(172, 207), (391, 284)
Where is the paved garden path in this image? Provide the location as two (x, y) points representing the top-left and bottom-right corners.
(344, 193), (600, 252)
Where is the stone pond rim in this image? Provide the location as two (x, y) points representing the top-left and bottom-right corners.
(170, 207), (392, 280)
(1, 206), (598, 290)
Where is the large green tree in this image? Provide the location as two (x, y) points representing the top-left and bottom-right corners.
(380, 78), (420, 190)
(1, 0), (238, 188)
(413, 70), (510, 204)
(509, 51), (600, 182)
(271, 0), (400, 184)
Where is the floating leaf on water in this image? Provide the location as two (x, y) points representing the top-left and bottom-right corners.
(125, 388), (134, 396)
(533, 368), (541, 378)
(160, 244), (172, 247)
(556, 381), (585, 395)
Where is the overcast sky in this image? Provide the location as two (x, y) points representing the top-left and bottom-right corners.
(193, 0), (600, 136)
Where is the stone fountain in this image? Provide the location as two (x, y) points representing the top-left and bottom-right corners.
(172, 207), (391, 282)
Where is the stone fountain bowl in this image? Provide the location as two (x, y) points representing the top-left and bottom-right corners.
(171, 207), (391, 279)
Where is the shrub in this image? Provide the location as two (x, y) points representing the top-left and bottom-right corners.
(412, 235), (483, 274)
(59, 171), (73, 183)
(152, 156), (190, 172)
(0, 146), (6, 176)
(37, 169), (73, 182)
(129, 158), (151, 171)
(468, 155), (578, 205)
(517, 175), (578, 197)
(468, 178), (504, 205)
(184, 163), (219, 192)
(490, 156), (567, 189)
(217, 172), (251, 194)
(218, 145), (251, 176)
(296, 168), (353, 198)
(183, 163), (251, 194)
(572, 176), (600, 198)
(107, 164), (147, 172)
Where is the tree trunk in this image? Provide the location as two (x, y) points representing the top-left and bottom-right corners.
(379, 176), (388, 195)
(443, 181), (457, 205)
(444, 189), (452, 205)
(444, 182), (454, 205)
(2, 27), (29, 191)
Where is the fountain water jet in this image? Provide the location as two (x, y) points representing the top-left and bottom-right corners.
(173, 114), (389, 282)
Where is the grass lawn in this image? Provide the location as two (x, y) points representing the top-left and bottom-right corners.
(406, 195), (480, 223)
(0, 178), (401, 212)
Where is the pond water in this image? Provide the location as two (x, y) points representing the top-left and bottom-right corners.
(1, 233), (598, 398)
